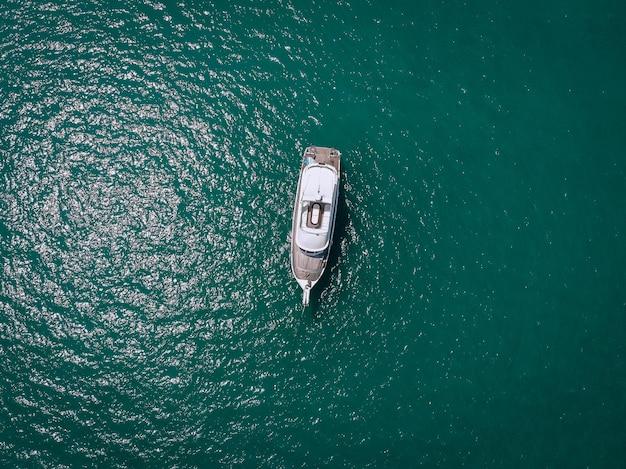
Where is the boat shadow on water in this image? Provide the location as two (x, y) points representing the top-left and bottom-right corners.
(308, 175), (349, 318)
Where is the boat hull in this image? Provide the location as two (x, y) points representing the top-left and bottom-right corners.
(290, 146), (341, 305)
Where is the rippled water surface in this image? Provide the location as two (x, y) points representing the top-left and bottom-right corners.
(1, 0), (625, 466)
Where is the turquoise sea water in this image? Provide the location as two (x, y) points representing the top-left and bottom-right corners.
(1, 0), (625, 466)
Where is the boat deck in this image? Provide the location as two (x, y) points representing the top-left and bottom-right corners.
(291, 146), (340, 283)
(304, 146), (340, 172)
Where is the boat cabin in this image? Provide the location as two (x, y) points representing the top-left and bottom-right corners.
(295, 164), (337, 253)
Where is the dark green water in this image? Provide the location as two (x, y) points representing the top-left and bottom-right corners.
(1, 0), (625, 466)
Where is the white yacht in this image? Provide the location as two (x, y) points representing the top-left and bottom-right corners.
(290, 146), (341, 306)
